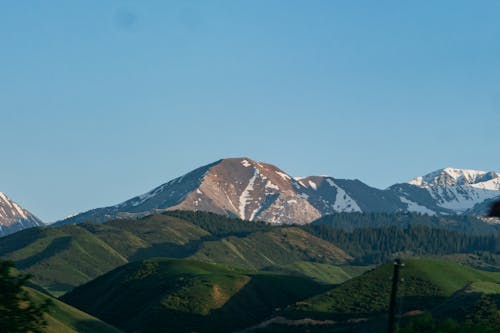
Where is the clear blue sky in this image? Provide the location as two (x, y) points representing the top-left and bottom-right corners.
(1, 1), (499, 222)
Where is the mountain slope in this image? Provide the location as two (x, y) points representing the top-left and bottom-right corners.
(391, 168), (500, 216)
(61, 258), (328, 333)
(56, 158), (323, 225)
(0, 192), (44, 237)
(300, 177), (407, 213)
(56, 158), (409, 226)
(53, 161), (500, 226)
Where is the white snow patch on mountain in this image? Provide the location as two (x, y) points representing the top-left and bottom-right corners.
(399, 197), (435, 215)
(325, 179), (362, 212)
(12, 203), (27, 219)
(0, 193), (28, 219)
(408, 176), (423, 186)
(249, 205), (261, 221)
(471, 177), (500, 191)
(241, 159), (252, 168)
(308, 181), (317, 190)
(266, 180), (280, 191)
(442, 168), (487, 183)
(406, 168), (500, 214)
(410, 168), (499, 188)
(0, 193), (12, 207)
(326, 179), (336, 187)
(238, 170), (259, 220)
(276, 171), (291, 181)
(124, 185), (165, 207)
(427, 186), (500, 212)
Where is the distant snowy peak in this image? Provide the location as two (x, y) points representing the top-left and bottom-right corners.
(409, 168), (500, 189)
(0, 192), (44, 237)
(402, 167), (500, 214)
(0, 192), (28, 222)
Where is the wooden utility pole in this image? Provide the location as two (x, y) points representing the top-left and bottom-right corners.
(388, 258), (403, 333)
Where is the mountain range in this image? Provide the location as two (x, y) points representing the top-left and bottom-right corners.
(2, 158), (499, 236)
(55, 158), (500, 226)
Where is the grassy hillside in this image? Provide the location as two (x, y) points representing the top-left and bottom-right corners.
(62, 258), (329, 333)
(286, 259), (500, 319)
(25, 287), (122, 333)
(4, 210), (488, 299)
(0, 212), (353, 295)
(243, 259), (500, 333)
(0, 226), (128, 295)
(263, 261), (371, 284)
(190, 227), (351, 269)
(81, 214), (211, 260)
(236, 259), (500, 333)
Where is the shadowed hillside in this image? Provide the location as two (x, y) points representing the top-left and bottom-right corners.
(62, 258), (329, 333)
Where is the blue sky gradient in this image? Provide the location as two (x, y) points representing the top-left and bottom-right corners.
(1, 1), (499, 221)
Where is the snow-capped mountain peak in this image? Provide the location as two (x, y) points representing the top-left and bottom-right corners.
(0, 192), (44, 237)
(409, 168), (499, 188)
(403, 167), (500, 214)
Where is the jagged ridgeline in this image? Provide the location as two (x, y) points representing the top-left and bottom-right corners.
(54, 158), (500, 227)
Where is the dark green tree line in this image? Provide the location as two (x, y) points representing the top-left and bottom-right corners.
(0, 260), (51, 333)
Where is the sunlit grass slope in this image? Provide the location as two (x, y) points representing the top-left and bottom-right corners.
(26, 287), (122, 333)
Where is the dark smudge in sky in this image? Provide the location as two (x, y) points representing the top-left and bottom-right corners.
(114, 8), (137, 30)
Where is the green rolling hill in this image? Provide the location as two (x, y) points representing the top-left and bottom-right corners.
(2, 210), (500, 332)
(0, 225), (128, 295)
(251, 259), (500, 332)
(61, 258), (329, 333)
(25, 286), (122, 333)
(0, 212), (353, 295)
(287, 258), (500, 317)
